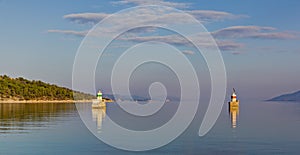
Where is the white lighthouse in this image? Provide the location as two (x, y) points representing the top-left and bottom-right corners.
(92, 90), (106, 109)
(97, 90), (103, 101)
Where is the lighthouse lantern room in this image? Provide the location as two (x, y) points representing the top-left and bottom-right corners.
(229, 88), (239, 107)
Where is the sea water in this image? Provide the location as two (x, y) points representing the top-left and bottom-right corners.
(0, 101), (300, 154)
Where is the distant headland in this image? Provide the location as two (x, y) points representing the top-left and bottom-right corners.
(268, 90), (300, 102)
(0, 75), (96, 103)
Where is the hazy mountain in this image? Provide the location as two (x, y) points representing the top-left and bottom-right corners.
(268, 90), (300, 102)
(103, 94), (149, 101)
(103, 94), (180, 102)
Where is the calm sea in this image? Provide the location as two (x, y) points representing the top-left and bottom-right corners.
(0, 101), (300, 154)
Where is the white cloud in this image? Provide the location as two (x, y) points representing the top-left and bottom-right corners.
(216, 40), (244, 51)
(59, 6), (247, 42)
(212, 26), (298, 39)
(186, 10), (247, 22)
(120, 34), (188, 45)
(111, 0), (191, 9)
(248, 32), (298, 39)
(63, 13), (109, 24)
(119, 34), (244, 51)
(47, 28), (244, 51)
(48, 2), (247, 53)
(47, 29), (87, 37)
(63, 9), (245, 26)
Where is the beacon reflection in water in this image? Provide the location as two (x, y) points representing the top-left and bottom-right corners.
(92, 107), (106, 132)
(228, 88), (239, 128)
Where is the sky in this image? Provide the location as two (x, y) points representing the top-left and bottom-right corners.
(0, 0), (300, 100)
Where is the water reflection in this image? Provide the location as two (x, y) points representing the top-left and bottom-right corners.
(92, 107), (106, 132)
(0, 103), (76, 134)
(229, 106), (239, 128)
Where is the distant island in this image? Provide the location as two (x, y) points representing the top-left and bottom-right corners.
(268, 90), (300, 102)
(0, 75), (95, 103)
(102, 94), (179, 102)
(102, 94), (149, 102)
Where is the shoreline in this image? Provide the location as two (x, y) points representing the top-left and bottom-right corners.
(0, 100), (93, 103)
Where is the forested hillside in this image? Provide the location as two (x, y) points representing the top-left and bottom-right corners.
(0, 75), (95, 101)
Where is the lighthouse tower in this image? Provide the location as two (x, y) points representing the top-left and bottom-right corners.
(92, 90), (106, 109)
(97, 90), (103, 101)
(229, 88), (239, 128)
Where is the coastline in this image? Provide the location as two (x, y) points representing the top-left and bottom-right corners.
(0, 100), (93, 103)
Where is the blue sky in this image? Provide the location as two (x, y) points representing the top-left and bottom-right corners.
(0, 0), (299, 100)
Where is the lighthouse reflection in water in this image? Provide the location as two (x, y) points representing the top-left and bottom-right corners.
(228, 88), (239, 128)
(92, 107), (106, 132)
